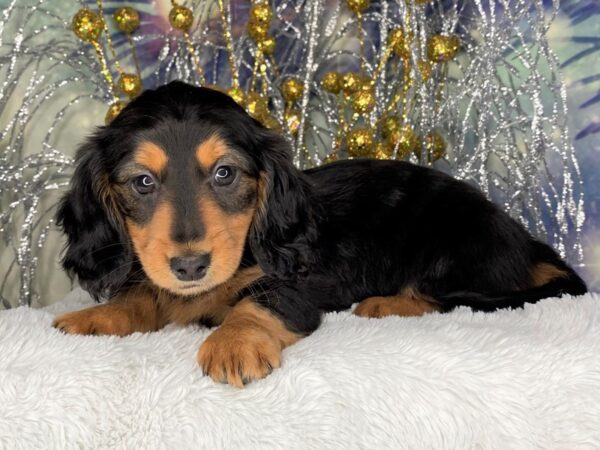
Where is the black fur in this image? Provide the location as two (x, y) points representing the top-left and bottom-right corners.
(249, 158), (587, 334)
(247, 127), (318, 279)
(58, 81), (587, 336)
(57, 140), (134, 300)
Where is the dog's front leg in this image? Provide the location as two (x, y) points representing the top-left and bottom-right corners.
(52, 284), (160, 336)
(197, 281), (321, 387)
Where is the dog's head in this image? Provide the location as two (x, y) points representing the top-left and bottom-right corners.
(58, 81), (315, 299)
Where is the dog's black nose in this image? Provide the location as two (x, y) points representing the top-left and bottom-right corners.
(170, 254), (211, 281)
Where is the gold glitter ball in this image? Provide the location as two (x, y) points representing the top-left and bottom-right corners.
(381, 115), (400, 139)
(346, 0), (369, 14)
(72, 9), (104, 43)
(261, 113), (281, 131)
(284, 108), (302, 137)
(346, 128), (374, 158)
(387, 28), (410, 58)
(387, 126), (419, 157)
(359, 76), (374, 91)
(341, 72), (362, 96)
(281, 79), (303, 103)
(322, 72), (342, 94)
(374, 142), (392, 160)
(113, 7), (140, 34)
(105, 100), (126, 125)
(227, 86), (246, 106)
(257, 36), (276, 55)
(118, 73), (142, 98)
(351, 88), (375, 114)
(245, 91), (269, 119)
(250, 3), (273, 25)
(427, 35), (460, 63)
(248, 21), (269, 41)
(425, 132), (446, 161)
(169, 5), (194, 31)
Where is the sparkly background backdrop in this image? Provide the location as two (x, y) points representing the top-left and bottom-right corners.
(0, 0), (598, 308)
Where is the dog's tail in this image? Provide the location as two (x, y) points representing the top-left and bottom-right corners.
(438, 245), (588, 312)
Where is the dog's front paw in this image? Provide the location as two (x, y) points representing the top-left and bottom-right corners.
(52, 306), (132, 336)
(197, 324), (282, 388)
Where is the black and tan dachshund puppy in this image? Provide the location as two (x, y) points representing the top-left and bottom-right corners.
(53, 81), (587, 387)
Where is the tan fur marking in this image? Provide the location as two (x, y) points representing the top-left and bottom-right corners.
(197, 298), (300, 388)
(159, 266), (264, 327)
(97, 173), (123, 228)
(354, 287), (441, 318)
(52, 285), (159, 336)
(134, 142), (168, 174)
(53, 266), (264, 337)
(196, 135), (228, 171)
(254, 170), (269, 227)
(126, 202), (178, 290)
(196, 196), (256, 289)
(530, 262), (568, 288)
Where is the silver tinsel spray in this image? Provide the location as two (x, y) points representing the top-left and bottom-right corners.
(0, 0), (585, 307)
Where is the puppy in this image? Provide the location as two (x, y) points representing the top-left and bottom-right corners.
(54, 81), (587, 387)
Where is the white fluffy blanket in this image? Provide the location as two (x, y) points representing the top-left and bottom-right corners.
(1, 289), (599, 449)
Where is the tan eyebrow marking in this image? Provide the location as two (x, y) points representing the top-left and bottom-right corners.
(134, 142), (169, 174)
(196, 135), (229, 172)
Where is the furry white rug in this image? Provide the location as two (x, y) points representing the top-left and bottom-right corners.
(1, 289), (599, 449)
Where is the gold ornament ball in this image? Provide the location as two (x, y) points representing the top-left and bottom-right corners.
(281, 79), (303, 103)
(113, 7), (140, 34)
(387, 28), (407, 58)
(387, 126), (419, 157)
(261, 113), (281, 131)
(227, 86), (246, 106)
(387, 28), (412, 58)
(425, 132), (446, 161)
(118, 73), (143, 98)
(72, 8), (104, 43)
(346, 128), (374, 158)
(374, 142), (392, 160)
(357, 76), (374, 92)
(387, 28), (404, 47)
(346, 0), (369, 14)
(257, 36), (276, 55)
(250, 3), (273, 25)
(341, 72), (362, 96)
(381, 115), (400, 139)
(322, 72), (342, 94)
(248, 21), (269, 41)
(169, 5), (194, 31)
(105, 100), (126, 125)
(245, 92), (269, 119)
(427, 35), (460, 63)
(284, 108), (302, 137)
(351, 88), (375, 114)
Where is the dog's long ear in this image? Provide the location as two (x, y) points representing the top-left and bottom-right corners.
(249, 130), (317, 278)
(57, 138), (133, 300)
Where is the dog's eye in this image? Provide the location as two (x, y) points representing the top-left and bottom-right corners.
(213, 165), (236, 186)
(132, 174), (156, 194)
